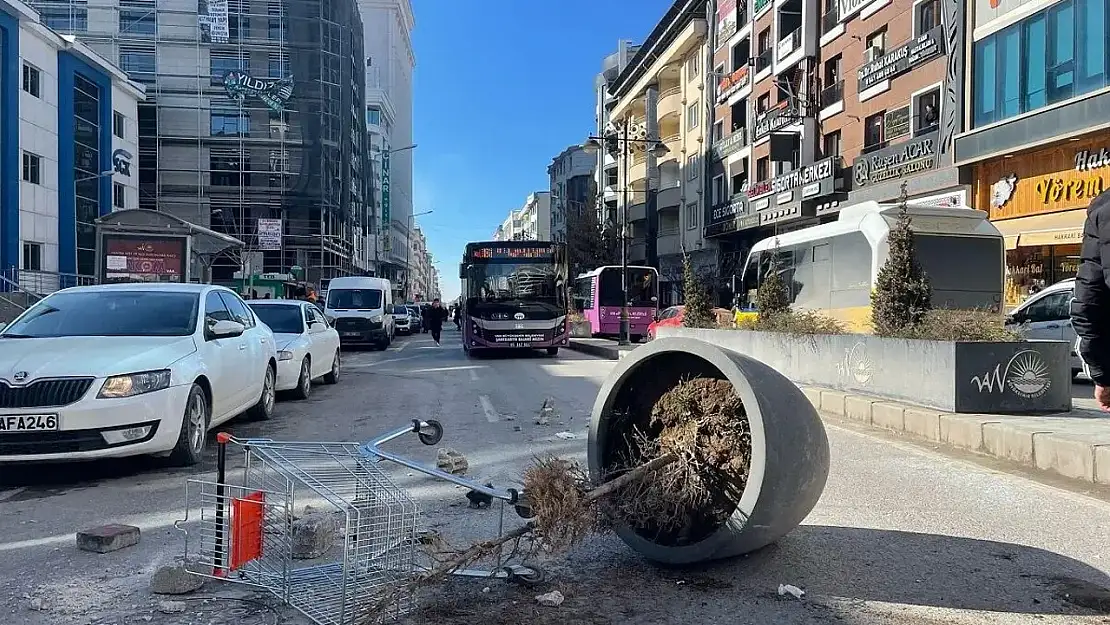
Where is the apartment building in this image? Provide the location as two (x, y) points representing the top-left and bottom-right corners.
(492, 192), (551, 242)
(954, 0), (1110, 307)
(593, 41), (640, 227)
(1, 0), (144, 286)
(548, 144), (596, 244)
(607, 0), (713, 302)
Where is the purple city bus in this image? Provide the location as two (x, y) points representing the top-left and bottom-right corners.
(459, 240), (570, 356)
(573, 266), (659, 342)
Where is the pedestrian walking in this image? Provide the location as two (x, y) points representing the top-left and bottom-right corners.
(421, 303), (431, 333)
(452, 303), (461, 330)
(427, 298), (449, 346)
(1071, 190), (1110, 410)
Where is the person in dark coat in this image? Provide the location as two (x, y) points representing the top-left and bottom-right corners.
(420, 303), (431, 333)
(1071, 190), (1110, 410)
(426, 298), (449, 346)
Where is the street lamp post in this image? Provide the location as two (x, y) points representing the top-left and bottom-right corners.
(582, 126), (669, 346)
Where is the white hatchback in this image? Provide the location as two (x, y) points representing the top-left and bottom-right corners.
(0, 283), (278, 466)
(248, 299), (341, 399)
(1005, 278), (1083, 376)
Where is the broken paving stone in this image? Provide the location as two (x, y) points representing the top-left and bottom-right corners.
(535, 397), (558, 425)
(777, 584), (805, 599)
(292, 513), (337, 560)
(76, 524), (140, 554)
(535, 590), (564, 607)
(150, 565), (204, 595)
(157, 601), (187, 614)
(28, 598), (44, 611)
(555, 431), (577, 440)
(436, 448), (469, 475)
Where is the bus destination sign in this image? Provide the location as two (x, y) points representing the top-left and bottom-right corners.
(471, 245), (553, 260)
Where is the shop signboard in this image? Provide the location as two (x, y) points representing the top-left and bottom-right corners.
(716, 67), (750, 104)
(744, 157), (844, 224)
(837, 0), (882, 23)
(716, 0), (737, 43)
(884, 106), (911, 141)
(978, 137), (1110, 220)
(852, 131), (940, 189)
(857, 26), (945, 92)
(753, 101), (799, 141)
(705, 194), (755, 237)
(381, 146), (391, 252)
(223, 71), (294, 113)
(101, 235), (187, 284)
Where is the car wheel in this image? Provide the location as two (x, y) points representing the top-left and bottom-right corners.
(324, 351), (341, 384)
(168, 384), (208, 467)
(547, 347), (559, 356)
(292, 358), (312, 400)
(247, 365), (276, 421)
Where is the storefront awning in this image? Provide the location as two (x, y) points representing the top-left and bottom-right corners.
(992, 209), (1087, 250)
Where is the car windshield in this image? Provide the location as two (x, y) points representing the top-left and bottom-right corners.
(327, 288), (382, 309)
(1, 290), (199, 338)
(249, 304), (304, 334)
(407, 307), (420, 315)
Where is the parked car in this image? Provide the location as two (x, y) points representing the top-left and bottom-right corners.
(647, 305), (733, 340)
(248, 299), (341, 400)
(406, 305), (423, 332)
(1005, 279), (1082, 377)
(393, 307), (412, 335)
(0, 283), (277, 466)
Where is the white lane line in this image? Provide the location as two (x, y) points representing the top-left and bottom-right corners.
(0, 487), (27, 503)
(469, 369), (479, 382)
(479, 395), (499, 423)
(395, 340), (409, 352)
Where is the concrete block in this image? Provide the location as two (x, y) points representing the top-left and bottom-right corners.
(1034, 435), (1097, 482)
(76, 524), (140, 553)
(871, 402), (906, 431)
(844, 396), (876, 425)
(292, 513), (337, 560)
(436, 448), (469, 475)
(903, 408), (943, 441)
(982, 423), (1052, 466)
(151, 565), (204, 595)
(1095, 446), (1110, 486)
(801, 387), (822, 410)
(939, 415), (996, 451)
(819, 390), (849, 416)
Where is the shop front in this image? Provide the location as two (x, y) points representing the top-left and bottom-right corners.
(746, 155), (848, 232)
(972, 135), (1110, 308)
(850, 130), (967, 208)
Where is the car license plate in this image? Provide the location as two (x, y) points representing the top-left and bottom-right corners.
(0, 414), (59, 433)
(341, 332), (359, 337)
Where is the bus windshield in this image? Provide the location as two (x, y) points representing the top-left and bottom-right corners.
(466, 263), (559, 304)
(598, 268), (658, 307)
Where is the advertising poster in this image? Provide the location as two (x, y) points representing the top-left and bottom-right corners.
(102, 236), (187, 284)
(257, 218), (283, 251)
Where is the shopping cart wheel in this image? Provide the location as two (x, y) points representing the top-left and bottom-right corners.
(417, 420), (444, 446)
(505, 564), (546, 588)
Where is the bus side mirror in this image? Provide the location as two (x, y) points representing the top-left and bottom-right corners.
(459, 264), (466, 279)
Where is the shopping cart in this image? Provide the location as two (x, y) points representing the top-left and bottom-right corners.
(174, 420), (544, 625)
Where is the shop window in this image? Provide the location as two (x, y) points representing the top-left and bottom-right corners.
(756, 156), (769, 181)
(914, 89), (940, 134)
(731, 169), (748, 195)
(915, 0), (939, 35)
(712, 174), (725, 204)
(757, 93), (770, 115)
(822, 130), (841, 158)
(863, 112), (884, 152)
(731, 99), (746, 131)
(22, 242), (42, 271)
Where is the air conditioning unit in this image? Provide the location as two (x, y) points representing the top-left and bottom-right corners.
(865, 46), (883, 63)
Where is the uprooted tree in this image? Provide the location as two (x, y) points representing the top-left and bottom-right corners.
(871, 182), (932, 336)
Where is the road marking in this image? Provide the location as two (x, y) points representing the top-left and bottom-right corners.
(396, 341), (409, 352)
(0, 487), (26, 503)
(469, 369), (479, 382)
(479, 395), (499, 423)
(345, 355), (422, 369)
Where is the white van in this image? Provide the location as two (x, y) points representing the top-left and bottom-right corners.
(324, 276), (396, 349)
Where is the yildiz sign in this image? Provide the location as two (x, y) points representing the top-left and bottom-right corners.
(223, 71), (294, 113)
(852, 131), (940, 189)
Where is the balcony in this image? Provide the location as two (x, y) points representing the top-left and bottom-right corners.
(821, 4), (840, 34)
(820, 80), (844, 108)
(628, 241), (647, 263)
(777, 28), (802, 59)
(712, 127), (748, 160)
(659, 86), (682, 119)
(658, 186), (682, 209)
(755, 49), (772, 74)
(629, 152), (647, 183)
(627, 202), (647, 222)
(754, 0), (772, 14)
(658, 232), (682, 256)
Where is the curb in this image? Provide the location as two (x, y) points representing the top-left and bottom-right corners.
(802, 385), (1110, 486)
(566, 340), (626, 360)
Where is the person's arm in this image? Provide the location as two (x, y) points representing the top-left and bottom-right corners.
(1072, 191), (1110, 385)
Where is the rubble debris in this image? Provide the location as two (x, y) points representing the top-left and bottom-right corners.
(76, 524), (141, 553)
(535, 397), (557, 425)
(535, 590), (564, 607)
(150, 564), (204, 595)
(778, 584), (805, 599)
(465, 485), (494, 509)
(555, 431), (577, 440)
(28, 597), (45, 611)
(436, 448), (469, 475)
(157, 600), (188, 614)
(292, 513), (337, 559)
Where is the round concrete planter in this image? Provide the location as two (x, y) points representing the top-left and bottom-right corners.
(587, 336), (830, 565)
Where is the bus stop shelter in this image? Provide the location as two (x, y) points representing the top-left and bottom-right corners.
(95, 209), (244, 284)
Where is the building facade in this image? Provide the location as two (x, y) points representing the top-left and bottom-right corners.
(407, 224), (433, 301)
(358, 0), (414, 289)
(547, 144), (596, 243)
(608, 0), (714, 304)
(31, 0), (368, 288)
(594, 41), (640, 227)
(956, 0), (1110, 308)
(492, 192), (551, 242)
(1, 0), (143, 289)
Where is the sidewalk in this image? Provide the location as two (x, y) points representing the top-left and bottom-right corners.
(567, 339), (1110, 486)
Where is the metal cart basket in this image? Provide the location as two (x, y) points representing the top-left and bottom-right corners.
(175, 420), (541, 625)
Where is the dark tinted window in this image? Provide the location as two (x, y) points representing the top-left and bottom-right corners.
(249, 304), (304, 334)
(912, 234), (1004, 310)
(598, 268), (658, 307)
(204, 292), (233, 322)
(1023, 291), (1071, 322)
(327, 288), (382, 309)
(3, 291), (199, 337)
(830, 232), (872, 308)
(219, 292), (255, 327)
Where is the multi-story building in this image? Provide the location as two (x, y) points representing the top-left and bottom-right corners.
(593, 40), (640, 226)
(1, 0), (144, 286)
(548, 144), (595, 243)
(407, 224), (433, 301)
(492, 192), (551, 242)
(31, 0), (368, 288)
(358, 0), (414, 287)
(607, 0), (713, 304)
(956, 0), (1110, 308)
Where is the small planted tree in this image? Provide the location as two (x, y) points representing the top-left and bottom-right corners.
(871, 182), (932, 336)
(682, 252), (716, 328)
(756, 240), (790, 316)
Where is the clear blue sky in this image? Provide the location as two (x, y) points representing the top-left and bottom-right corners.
(411, 0), (674, 301)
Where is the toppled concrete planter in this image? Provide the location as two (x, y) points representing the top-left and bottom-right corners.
(588, 337), (830, 565)
(570, 320), (593, 338)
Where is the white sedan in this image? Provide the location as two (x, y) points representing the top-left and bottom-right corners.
(0, 283), (277, 466)
(248, 299), (341, 399)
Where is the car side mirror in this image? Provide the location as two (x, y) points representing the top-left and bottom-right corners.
(207, 319), (245, 340)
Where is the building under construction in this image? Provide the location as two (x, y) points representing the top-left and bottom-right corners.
(32, 0), (370, 286)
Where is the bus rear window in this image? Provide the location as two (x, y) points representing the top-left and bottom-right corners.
(913, 234), (1003, 309)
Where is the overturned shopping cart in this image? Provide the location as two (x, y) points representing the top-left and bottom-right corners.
(175, 420), (543, 625)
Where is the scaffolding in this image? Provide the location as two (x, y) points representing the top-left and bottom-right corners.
(31, 0), (372, 287)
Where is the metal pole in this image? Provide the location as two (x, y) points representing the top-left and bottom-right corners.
(619, 119), (630, 346)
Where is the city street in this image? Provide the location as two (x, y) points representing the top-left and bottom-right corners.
(2, 329), (1110, 625)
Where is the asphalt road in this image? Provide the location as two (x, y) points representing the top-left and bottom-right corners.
(1, 327), (1109, 625)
